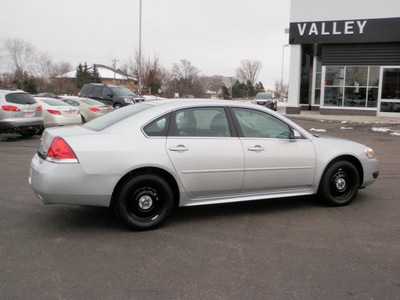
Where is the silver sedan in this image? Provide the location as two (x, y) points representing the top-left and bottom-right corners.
(29, 99), (379, 230)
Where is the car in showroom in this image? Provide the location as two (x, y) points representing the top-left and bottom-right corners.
(252, 92), (278, 111)
(30, 99), (379, 230)
(0, 89), (43, 137)
(60, 96), (114, 123)
(78, 83), (145, 109)
(34, 98), (81, 128)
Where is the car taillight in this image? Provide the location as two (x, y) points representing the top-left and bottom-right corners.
(2, 105), (20, 112)
(89, 108), (101, 113)
(47, 109), (61, 115)
(37, 105), (42, 111)
(46, 137), (78, 163)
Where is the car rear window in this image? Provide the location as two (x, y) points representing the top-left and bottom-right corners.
(81, 98), (104, 105)
(5, 93), (37, 105)
(83, 103), (151, 131)
(40, 99), (70, 106)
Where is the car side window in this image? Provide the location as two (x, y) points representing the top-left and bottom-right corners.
(143, 114), (171, 137)
(232, 108), (291, 139)
(171, 107), (231, 137)
(91, 86), (103, 97)
(102, 88), (113, 99)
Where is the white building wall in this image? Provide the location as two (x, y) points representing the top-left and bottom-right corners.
(290, 0), (400, 22)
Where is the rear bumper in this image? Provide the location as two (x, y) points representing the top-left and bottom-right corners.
(0, 117), (43, 132)
(29, 154), (113, 207)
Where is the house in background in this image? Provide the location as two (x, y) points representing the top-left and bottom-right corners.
(57, 64), (139, 94)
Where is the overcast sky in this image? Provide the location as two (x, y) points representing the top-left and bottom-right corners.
(0, 0), (291, 88)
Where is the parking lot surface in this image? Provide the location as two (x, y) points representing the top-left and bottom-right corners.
(1, 117), (399, 299)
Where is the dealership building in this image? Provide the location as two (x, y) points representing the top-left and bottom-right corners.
(286, 0), (400, 117)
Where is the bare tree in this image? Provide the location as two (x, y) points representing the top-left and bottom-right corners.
(2, 38), (35, 74)
(168, 59), (202, 97)
(235, 59), (262, 86)
(124, 52), (166, 94)
(32, 52), (56, 91)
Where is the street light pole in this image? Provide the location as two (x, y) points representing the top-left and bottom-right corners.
(281, 44), (289, 100)
(138, 0), (142, 95)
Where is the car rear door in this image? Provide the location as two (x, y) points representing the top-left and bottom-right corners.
(231, 107), (316, 194)
(166, 107), (244, 199)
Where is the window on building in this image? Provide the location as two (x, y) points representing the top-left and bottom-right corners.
(324, 66), (379, 108)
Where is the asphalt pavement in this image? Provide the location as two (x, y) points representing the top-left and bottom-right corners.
(1, 114), (399, 300)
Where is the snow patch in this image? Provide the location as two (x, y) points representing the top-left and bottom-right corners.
(310, 128), (326, 132)
(371, 127), (391, 132)
(390, 132), (400, 136)
(340, 127), (354, 130)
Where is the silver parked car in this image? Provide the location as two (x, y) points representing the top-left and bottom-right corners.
(0, 89), (43, 137)
(34, 98), (82, 128)
(30, 99), (379, 230)
(60, 97), (114, 123)
(252, 92), (278, 111)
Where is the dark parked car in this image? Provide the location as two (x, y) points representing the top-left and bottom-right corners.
(0, 89), (43, 137)
(78, 83), (145, 109)
(252, 92), (278, 111)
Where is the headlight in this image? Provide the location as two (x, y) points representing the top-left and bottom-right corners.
(364, 147), (374, 158)
(124, 98), (134, 103)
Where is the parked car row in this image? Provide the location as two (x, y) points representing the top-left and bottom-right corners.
(1, 88), (116, 137)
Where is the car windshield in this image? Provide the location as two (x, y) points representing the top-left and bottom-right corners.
(255, 93), (273, 100)
(83, 103), (151, 131)
(5, 93), (37, 105)
(81, 99), (104, 105)
(111, 87), (136, 97)
(40, 99), (70, 106)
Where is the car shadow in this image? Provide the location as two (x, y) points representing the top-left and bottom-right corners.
(168, 195), (321, 227)
(37, 196), (322, 233)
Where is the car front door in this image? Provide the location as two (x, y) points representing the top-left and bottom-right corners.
(166, 107), (244, 199)
(231, 107), (316, 194)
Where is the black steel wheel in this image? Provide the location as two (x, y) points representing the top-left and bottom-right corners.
(114, 174), (174, 230)
(318, 161), (360, 206)
(113, 103), (122, 109)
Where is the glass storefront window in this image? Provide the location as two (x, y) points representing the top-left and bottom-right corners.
(323, 66), (380, 108)
(381, 69), (400, 99)
(346, 67), (368, 86)
(367, 88), (378, 108)
(325, 67), (344, 86)
(369, 67), (380, 87)
(344, 87), (366, 107)
(324, 87), (343, 106)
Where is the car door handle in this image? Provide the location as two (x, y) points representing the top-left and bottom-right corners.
(248, 145), (265, 152)
(169, 145), (189, 152)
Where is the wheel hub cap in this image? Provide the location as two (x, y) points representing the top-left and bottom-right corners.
(336, 178), (346, 191)
(138, 195), (153, 210)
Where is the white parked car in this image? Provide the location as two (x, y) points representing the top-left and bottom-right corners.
(34, 98), (81, 128)
(30, 99), (379, 230)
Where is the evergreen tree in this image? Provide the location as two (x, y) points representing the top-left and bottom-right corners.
(75, 62), (92, 88)
(221, 85), (230, 97)
(91, 65), (102, 83)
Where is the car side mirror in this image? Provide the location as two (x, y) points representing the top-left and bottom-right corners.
(291, 129), (303, 139)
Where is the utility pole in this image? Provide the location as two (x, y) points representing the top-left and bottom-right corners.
(112, 58), (119, 82)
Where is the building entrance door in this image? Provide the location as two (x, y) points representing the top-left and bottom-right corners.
(378, 67), (400, 116)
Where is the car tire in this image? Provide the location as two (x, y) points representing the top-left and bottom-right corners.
(113, 103), (122, 109)
(318, 160), (360, 206)
(114, 174), (174, 230)
(81, 115), (86, 123)
(19, 130), (35, 138)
